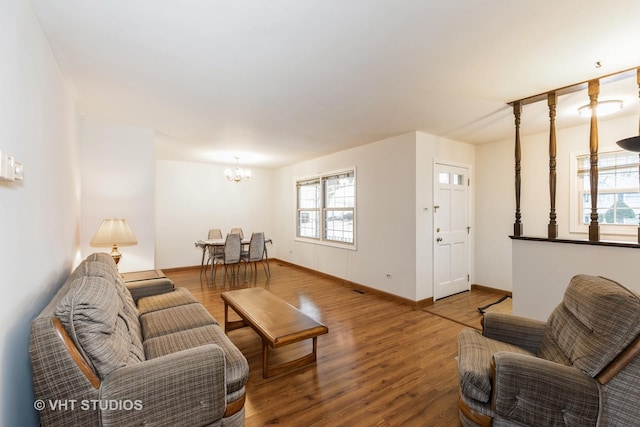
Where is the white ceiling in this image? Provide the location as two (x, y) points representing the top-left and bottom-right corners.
(32, 0), (640, 168)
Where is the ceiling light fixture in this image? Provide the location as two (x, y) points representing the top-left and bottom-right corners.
(224, 157), (251, 183)
(577, 99), (624, 117)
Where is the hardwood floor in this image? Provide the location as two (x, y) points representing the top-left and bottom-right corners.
(165, 262), (509, 427)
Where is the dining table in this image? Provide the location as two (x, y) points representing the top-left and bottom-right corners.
(195, 236), (272, 278)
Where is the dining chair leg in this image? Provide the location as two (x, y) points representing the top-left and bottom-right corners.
(222, 264), (228, 286)
(261, 260), (268, 279)
(264, 256), (270, 279)
(264, 244), (271, 278)
(199, 247), (207, 275)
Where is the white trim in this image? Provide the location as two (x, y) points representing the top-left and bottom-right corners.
(294, 236), (358, 251)
(569, 148), (640, 237)
(294, 166), (358, 250)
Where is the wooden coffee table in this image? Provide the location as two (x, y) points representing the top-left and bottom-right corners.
(221, 287), (328, 378)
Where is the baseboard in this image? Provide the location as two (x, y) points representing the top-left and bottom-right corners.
(272, 258), (424, 308)
(160, 265), (201, 274)
(471, 283), (512, 297)
(160, 261), (509, 306)
(416, 297), (434, 308)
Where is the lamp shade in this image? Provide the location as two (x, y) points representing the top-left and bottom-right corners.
(90, 218), (137, 247)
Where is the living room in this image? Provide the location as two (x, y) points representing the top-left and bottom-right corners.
(3, 1), (640, 426)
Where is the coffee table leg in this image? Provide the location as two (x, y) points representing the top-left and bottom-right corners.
(223, 301), (229, 333)
(263, 341), (269, 379)
(262, 337), (321, 378)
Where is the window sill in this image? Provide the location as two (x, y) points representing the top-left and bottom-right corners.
(294, 237), (357, 251)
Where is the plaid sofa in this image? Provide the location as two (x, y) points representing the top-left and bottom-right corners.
(29, 253), (248, 427)
(457, 274), (640, 427)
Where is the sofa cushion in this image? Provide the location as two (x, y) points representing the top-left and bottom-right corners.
(56, 275), (142, 379)
(79, 256), (145, 363)
(457, 327), (535, 403)
(137, 287), (199, 315)
(538, 274), (640, 377)
(140, 303), (218, 340)
(78, 257), (119, 282)
(112, 276), (145, 360)
(85, 251), (118, 266)
(144, 325), (249, 397)
(126, 277), (175, 302)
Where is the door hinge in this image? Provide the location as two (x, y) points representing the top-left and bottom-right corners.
(468, 178), (470, 186)
(467, 274), (470, 282)
(467, 226), (471, 234)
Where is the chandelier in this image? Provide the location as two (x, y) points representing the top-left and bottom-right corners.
(224, 157), (251, 183)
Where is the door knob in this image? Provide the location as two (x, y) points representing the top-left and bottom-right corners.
(436, 237), (443, 242)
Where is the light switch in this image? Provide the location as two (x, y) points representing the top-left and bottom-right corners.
(0, 150), (23, 182)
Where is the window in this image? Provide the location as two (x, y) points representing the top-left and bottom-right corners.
(296, 178), (320, 239)
(574, 150), (640, 234)
(296, 169), (356, 246)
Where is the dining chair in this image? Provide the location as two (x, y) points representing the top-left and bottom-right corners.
(212, 232), (241, 285)
(208, 228), (223, 239)
(207, 228), (224, 256)
(229, 227), (244, 240)
(200, 228), (223, 275)
(240, 232), (269, 281)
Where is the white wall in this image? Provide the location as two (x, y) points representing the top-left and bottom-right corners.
(513, 239), (640, 321)
(80, 120), (155, 273)
(0, 1), (80, 425)
(271, 132), (418, 299)
(270, 131), (474, 302)
(155, 159), (274, 269)
(474, 138), (515, 290)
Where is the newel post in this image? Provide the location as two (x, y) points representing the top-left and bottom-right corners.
(588, 80), (600, 242)
(548, 91), (558, 239)
(513, 101), (523, 236)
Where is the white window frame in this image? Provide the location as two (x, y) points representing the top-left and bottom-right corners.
(569, 149), (640, 237)
(296, 177), (321, 240)
(295, 168), (357, 250)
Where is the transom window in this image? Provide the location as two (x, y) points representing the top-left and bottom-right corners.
(575, 150), (640, 231)
(296, 170), (356, 246)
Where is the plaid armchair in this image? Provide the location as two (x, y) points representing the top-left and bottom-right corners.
(457, 274), (640, 427)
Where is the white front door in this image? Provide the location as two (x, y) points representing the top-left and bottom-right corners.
(433, 163), (470, 301)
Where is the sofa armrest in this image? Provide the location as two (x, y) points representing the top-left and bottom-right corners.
(100, 344), (227, 426)
(125, 278), (175, 303)
(491, 351), (599, 426)
(482, 312), (546, 354)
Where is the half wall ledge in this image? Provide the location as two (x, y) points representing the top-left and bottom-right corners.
(509, 235), (640, 249)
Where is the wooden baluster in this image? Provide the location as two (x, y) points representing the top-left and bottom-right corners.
(513, 101), (523, 236)
(548, 92), (558, 239)
(588, 80), (600, 242)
